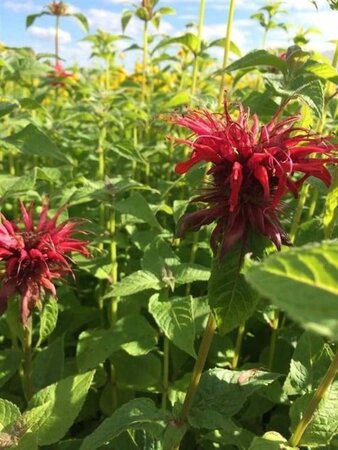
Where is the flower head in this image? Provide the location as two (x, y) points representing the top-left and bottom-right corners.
(48, 62), (74, 87)
(48, 1), (68, 16)
(0, 201), (89, 324)
(169, 101), (337, 255)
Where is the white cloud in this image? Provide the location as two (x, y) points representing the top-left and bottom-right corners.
(203, 21), (250, 52)
(3, 0), (43, 13)
(60, 41), (92, 66)
(28, 26), (72, 44)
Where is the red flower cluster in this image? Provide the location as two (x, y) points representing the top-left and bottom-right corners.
(0, 202), (89, 324)
(170, 102), (337, 255)
(48, 62), (74, 87)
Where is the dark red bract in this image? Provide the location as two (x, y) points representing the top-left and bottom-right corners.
(0, 202), (89, 324)
(169, 101), (337, 255)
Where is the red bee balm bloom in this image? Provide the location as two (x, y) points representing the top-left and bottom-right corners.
(170, 102), (337, 255)
(0, 202), (89, 324)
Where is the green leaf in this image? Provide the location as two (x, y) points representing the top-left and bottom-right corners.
(37, 298), (59, 346)
(0, 398), (21, 431)
(79, 398), (168, 450)
(0, 99), (19, 117)
(121, 10), (133, 32)
(290, 379), (338, 447)
(115, 192), (161, 229)
(284, 331), (332, 395)
(135, 7), (150, 21)
(189, 368), (281, 428)
(157, 6), (176, 15)
(205, 420), (254, 449)
(248, 431), (295, 450)
(70, 13), (89, 32)
(26, 12), (49, 28)
(32, 336), (64, 391)
(208, 246), (258, 335)
(5, 124), (70, 163)
(297, 79), (324, 118)
(0, 349), (22, 389)
(221, 49), (287, 74)
(77, 315), (157, 371)
(305, 60), (338, 84)
(324, 175), (338, 238)
(163, 91), (190, 109)
(14, 432), (39, 450)
(112, 270), (162, 297)
(27, 371), (95, 445)
(111, 352), (162, 391)
(246, 241), (338, 341)
(172, 263), (210, 285)
(149, 293), (196, 357)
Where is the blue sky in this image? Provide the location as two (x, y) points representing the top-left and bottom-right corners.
(0, 0), (336, 68)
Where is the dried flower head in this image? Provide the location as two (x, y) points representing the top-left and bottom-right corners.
(48, 1), (68, 15)
(0, 201), (89, 324)
(169, 101), (337, 255)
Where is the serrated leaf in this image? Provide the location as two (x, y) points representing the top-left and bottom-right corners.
(149, 293), (196, 357)
(27, 371), (95, 445)
(305, 60), (338, 83)
(297, 80), (324, 118)
(121, 10), (133, 32)
(0, 99), (19, 117)
(189, 368), (281, 428)
(284, 331), (332, 396)
(37, 298), (59, 346)
(77, 315), (157, 371)
(208, 245), (258, 335)
(163, 91), (190, 109)
(290, 379), (338, 447)
(79, 398), (168, 450)
(221, 49), (287, 74)
(248, 431), (295, 449)
(0, 399), (21, 431)
(32, 336), (64, 391)
(70, 13), (89, 32)
(0, 349), (22, 389)
(111, 270), (162, 297)
(115, 192), (161, 229)
(172, 263), (210, 285)
(246, 241), (338, 341)
(5, 124), (70, 163)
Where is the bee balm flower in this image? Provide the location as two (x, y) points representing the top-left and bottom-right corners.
(0, 202), (89, 324)
(169, 101), (337, 255)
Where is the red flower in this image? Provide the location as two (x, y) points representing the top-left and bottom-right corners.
(0, 202), (89, 324)
(48, 62), (74, 87)
(169, 101), (337, 255)
(48, 1), (68, 16)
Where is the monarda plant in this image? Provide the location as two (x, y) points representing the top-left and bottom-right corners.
(167, 99), (338, 448)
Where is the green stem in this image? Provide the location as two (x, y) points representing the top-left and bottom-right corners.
(108, 207), (118, 326)
(22, 320), (33, 402)
(267, 310), (279, 371)
(217, 0), (236, 108)
(261, 27), (268, 49)
(289, 349), (338, 447)
(307, 189), (318, 219)
(142, 20), (149, 101)
(232, 322), (245, 369)
(55, 15), (60, 62)
(177, 313), (217, 425)
(162, 336), (170, 410)
(289, 183), (309, 242)
(191, 0), (206, 96)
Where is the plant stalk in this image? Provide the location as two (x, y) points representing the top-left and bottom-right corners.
(22, 320), (33, 401)
(217, 0), (236, 107)
(191, 0), (206, 96)
(55, 15), (60, 62)
(289, 183), (309, 242)
(142, 20), (149, 101)
(289, 349), (338, 447)
(177, 313), (217, 425)
(232, 322), (245, 369)
(109, 207), (118, 326)
(162, 335), (170, 410)
(267, 310), (280, 371)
